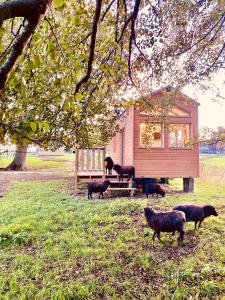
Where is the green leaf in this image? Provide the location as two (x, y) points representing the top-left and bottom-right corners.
(76, 93), (83, 101)
(21, 77), (27, 87)
(30, 122), (37, 132)
(43, 122), (50, 132)
(33, 55), (41, 68)
(55, 0), (64, 8)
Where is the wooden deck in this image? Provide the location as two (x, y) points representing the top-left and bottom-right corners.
(77, 171), (131, 183)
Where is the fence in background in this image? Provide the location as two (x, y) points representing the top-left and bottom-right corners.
(200, 163), (225, 184)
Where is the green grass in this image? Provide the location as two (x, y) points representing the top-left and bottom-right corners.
(0, 155), (70, 170)
(52, 153), (75, 161)
(0, 180), (224, 299)
(202, 156), (225, 169)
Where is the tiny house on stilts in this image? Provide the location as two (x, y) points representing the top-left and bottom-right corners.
(108, 87), (199, 192)
(74, 87), (199, 194)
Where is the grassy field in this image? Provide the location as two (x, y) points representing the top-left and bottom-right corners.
(0, 154), (72, 170)
(0, 180), (224, 299)
(202, 156), (225, 169)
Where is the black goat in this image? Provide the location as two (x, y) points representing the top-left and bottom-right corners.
(145, 183), (165, 198)
(113, 164), (135, 181)
(144, 207), (186, 241)
(104, 157), (114, 175)
(173, 204), (218, 229)
(88, 180), (111, 199)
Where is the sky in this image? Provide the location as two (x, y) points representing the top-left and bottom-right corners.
(183, 71), (225, 129)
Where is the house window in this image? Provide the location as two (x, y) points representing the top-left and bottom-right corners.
(140, 123), (163, 148)
(169, 124), (190, 148)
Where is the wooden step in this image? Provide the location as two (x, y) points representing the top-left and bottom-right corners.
(109, 181), (132, 184)
(107, 187), (136, 191)
(107, 187), (136, 197)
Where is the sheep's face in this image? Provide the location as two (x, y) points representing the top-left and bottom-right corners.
(144, 207), (154, 215)
(205, 205), (218, 217)
(105, 157), (113, 163)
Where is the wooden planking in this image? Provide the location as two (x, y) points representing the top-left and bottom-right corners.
(123, 107), (134, 165)
(133, 94), (199, 178)
(108, 90), (199, 178)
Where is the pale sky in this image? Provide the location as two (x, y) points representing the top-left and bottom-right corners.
(183, 71), (225, 129)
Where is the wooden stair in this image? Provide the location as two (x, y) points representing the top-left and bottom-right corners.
(107, 180), (136, 197)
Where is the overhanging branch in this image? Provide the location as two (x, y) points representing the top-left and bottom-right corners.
(0, 0), (52, 90)
(75, 0), (103, 95)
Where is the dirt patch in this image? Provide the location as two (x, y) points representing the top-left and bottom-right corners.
(0, 170), (73, 197)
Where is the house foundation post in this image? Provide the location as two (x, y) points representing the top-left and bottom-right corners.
(183, 177), (194, 192)
(74, 148), (79, 195)
(102, 148), (106, 181)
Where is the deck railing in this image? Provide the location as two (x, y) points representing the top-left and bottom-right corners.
(74, 148), (106, 194)
(77, 148), (105, 172)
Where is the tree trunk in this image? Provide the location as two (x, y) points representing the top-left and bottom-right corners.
(5, 144), (28, 171)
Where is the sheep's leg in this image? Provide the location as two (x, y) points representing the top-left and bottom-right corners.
(146, 194), (148, 199)
(198, 220), (202, 228)
(194, 221), (198, 229)
(178, 230), (184, 242)
(152, 232), (156, 240)
(156, 232), (161, 240)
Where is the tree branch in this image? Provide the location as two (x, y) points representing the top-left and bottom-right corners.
(0, 0), (52, 90)
(0, 121), (42, 145)
(75, 0), (103, 95)
(0, 0), (51, 23)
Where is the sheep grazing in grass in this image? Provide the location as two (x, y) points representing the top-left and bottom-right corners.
(113, 164), (135, 181)
(173, 204), (218, 229)
(145, 183), (165, 198)
(88, 180), (111, 199)
(144, 207), (186, 241)
(104, 157), (114, 175)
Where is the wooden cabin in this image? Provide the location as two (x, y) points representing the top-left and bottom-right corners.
(108, 87), (199, 191)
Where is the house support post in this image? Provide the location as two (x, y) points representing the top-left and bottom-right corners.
(183, 177), (194, 192)
(102, 148), (106, 181)
(74, 148), (79, 195)
(160, 178), (169, 184)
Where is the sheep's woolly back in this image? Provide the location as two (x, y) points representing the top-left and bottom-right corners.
(144, 207), (186, 232)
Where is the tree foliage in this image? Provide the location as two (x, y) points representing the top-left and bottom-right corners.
(0, 0), (224, 150)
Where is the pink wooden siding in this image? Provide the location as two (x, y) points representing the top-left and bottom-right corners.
(109, 89), (199, 178)
(123, 106), (134, 165)
(134, 93), (199, 178)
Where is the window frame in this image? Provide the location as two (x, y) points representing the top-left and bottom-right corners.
(139, 122), (164, 149)
(168, 123), (192, 149)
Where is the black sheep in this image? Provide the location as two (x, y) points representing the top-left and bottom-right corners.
(173, 204), (218, 229)
(144, 207), (186, 241)
(104, 157), (114, 175)
(113, 164), (135, 181)
(88, 180), (111, 199)
(145, 183), (165, 198)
